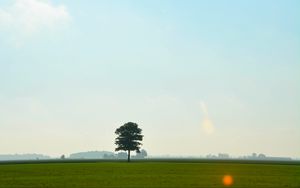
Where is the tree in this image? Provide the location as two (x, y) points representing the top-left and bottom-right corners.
(115, 122), (143, 162)
(135, 149), (148, 159)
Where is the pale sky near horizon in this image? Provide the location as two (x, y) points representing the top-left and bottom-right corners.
(0, 0), (299, 158)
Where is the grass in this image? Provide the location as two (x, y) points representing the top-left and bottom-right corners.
(0, 160), (299, 188)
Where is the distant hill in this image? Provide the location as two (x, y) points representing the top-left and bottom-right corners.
(69, 151), (114, 159)
(0, 154), (51, 161)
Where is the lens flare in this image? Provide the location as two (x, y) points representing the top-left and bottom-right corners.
(202, 117), (214, 134)
(200, 101), (215, 134)
(222, 175), (233, 186)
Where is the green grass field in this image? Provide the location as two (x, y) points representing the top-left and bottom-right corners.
(0, 160), (299, 188)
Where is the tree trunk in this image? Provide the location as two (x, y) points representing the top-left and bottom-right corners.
(127, 150), (130, 162)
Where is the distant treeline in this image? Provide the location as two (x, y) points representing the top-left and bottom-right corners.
(205, 153), (292, 161)
(0, 151), (293, 161)
(0, 150), (148, 161)
(0, 154), (51, 160)
(69, 150), (148, 159)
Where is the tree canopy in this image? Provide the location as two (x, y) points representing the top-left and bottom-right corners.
(115, 122), (143, 162)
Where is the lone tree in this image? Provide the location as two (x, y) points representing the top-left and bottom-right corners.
(115, 122), (143, 162)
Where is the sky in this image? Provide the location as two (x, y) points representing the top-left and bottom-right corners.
(0, 0), (299, 158)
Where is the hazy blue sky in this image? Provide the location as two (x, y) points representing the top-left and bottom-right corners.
(0, 0), (299, 158)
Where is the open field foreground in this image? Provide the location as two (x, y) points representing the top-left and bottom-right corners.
(0, 161), (300, 188)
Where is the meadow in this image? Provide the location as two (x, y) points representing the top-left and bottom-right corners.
(0, 160), (299, 188)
